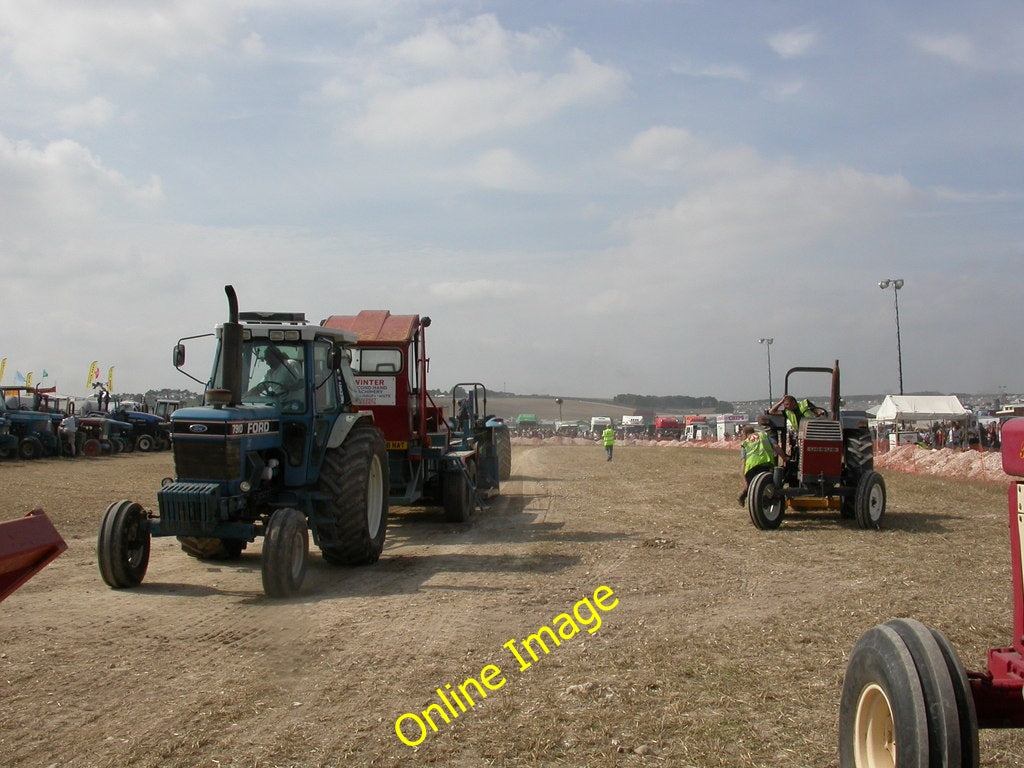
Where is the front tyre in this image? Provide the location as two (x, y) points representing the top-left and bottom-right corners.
(261, 507), (308, 598)
(495, 427), (512, 481)
(97, 500), (151, 588)
(747, 471), (783, 530)
(855, 470), (886, 530)
(318, 425), (389, 566)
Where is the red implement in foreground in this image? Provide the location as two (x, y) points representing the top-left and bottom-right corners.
(838, 417), (1024, 767)
(0, 509), (67, 602)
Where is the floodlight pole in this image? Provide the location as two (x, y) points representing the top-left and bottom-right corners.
(758, 338), (774, 406)
(878, 279), (905, 395)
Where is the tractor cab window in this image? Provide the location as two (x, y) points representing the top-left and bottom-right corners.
(312, 338), (339, 414)
(351, 347), (402, 374)
(240, 340), (307, 413)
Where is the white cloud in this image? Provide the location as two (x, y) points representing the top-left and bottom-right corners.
(57, 96), (115, 130)
(0, 0), (237, 89)
(462, 148), (545, 191)
(768, 26), (819, 59)
(911, 33), (976, 66)
(339, 15), (627, 146)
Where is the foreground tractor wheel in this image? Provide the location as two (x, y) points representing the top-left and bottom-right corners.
(318, 425), (389, 566)
(443, 462), (474, 523)
(177, 536), (247, 560)
(82, 438), (102, 457)
(839, 623), (928, 768)
(97, 500), (151, 588)
(747, 471), (783, 529)
(854, 470), (886, 530)
(261, 507), (308, 598)
(495, 427), (512, 481)
(927, 625), (980, 768)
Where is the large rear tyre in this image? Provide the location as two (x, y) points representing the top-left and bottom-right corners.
(855, 470), (886, 530)
(884, 619), (963, 766)
(318, 425), (389, 566)
(177, 536), (247, 560)
(495, 427), (512, 481)
(839, 623), (929, 768)
(443, 462), (474, 522)
(261, 507), (308, 598)
(97, 500), (151, 588)
(747, 471), (783, 530)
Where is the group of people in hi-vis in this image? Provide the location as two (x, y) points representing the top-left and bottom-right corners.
(737, 394), (826, 505)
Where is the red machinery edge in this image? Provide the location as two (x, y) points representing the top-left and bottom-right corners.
(0, 508), (68, 602)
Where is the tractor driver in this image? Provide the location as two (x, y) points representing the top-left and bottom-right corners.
(245, 343), (305, 401)
(768, 394), (826, 461)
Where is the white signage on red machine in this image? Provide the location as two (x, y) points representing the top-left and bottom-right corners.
(353, 376), (397, 406)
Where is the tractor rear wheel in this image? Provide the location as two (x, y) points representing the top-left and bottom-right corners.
(177, 536), (247, 560)
(261, 507), (308, 598)
(747, 471), (783, 530)
(854, 470), (886, 530)
(839, 623), (929, 768)
(318, 425), (389, 566)
(495, 427), (512, 481)
(97, 500), (151, 588)
(136, 433), (154, 452)
(82, 438), (102, 457)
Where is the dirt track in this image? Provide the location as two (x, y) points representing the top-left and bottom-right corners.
(1, 445), (1022, 767)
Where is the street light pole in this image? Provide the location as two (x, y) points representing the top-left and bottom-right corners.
(758, 338), (774, 405)
(878, 279), (905, 395)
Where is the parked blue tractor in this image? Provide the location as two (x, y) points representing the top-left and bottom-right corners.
(96, 285), (388, 597)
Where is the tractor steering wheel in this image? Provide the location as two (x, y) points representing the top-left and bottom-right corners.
(251, 380), (288, 398)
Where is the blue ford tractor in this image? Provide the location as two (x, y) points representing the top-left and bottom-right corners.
(96, 285), (388, 597)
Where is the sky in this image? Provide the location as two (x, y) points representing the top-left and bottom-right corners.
(1, 0), (1021, 402)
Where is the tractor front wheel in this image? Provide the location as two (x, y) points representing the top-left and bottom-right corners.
(443, 461), (474, 522)
(136, 433), (154, 452)
(495, 427), (512, 481)
(97, 500), (151, 588)
(747, 471), (783, 530)
(318, 425), (389, 566)
(839, 623), (928, 768)
(854, 470), (886, 530)
(18, 436), (44, 460)
(261, 507), (308, 598)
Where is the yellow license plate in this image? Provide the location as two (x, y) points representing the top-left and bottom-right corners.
(387, 441), (408, 450)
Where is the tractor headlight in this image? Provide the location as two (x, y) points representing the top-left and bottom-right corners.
(239, 480), (252, 493)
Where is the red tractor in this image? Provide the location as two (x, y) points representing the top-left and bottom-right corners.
(321, 311), (508, 522)
(747, 360), (884, 530)
(838, 417), (1024, 767)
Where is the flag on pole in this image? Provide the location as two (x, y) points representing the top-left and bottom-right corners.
(87, 361), (99, 388)
(106, 366), (115, 392)
(15, 370), (25, 384)
(0, 358), (6, 382)
(24, 372), (32, 388)
(41, 370), (48, 379)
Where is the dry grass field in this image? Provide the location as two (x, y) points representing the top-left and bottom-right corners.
(1, 444), (1022, 767)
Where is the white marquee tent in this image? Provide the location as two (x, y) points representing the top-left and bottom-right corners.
(872, 395), (969, 423)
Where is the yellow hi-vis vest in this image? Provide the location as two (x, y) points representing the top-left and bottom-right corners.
(742, 431), (775, 473)
(602, 428), (615, 446)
